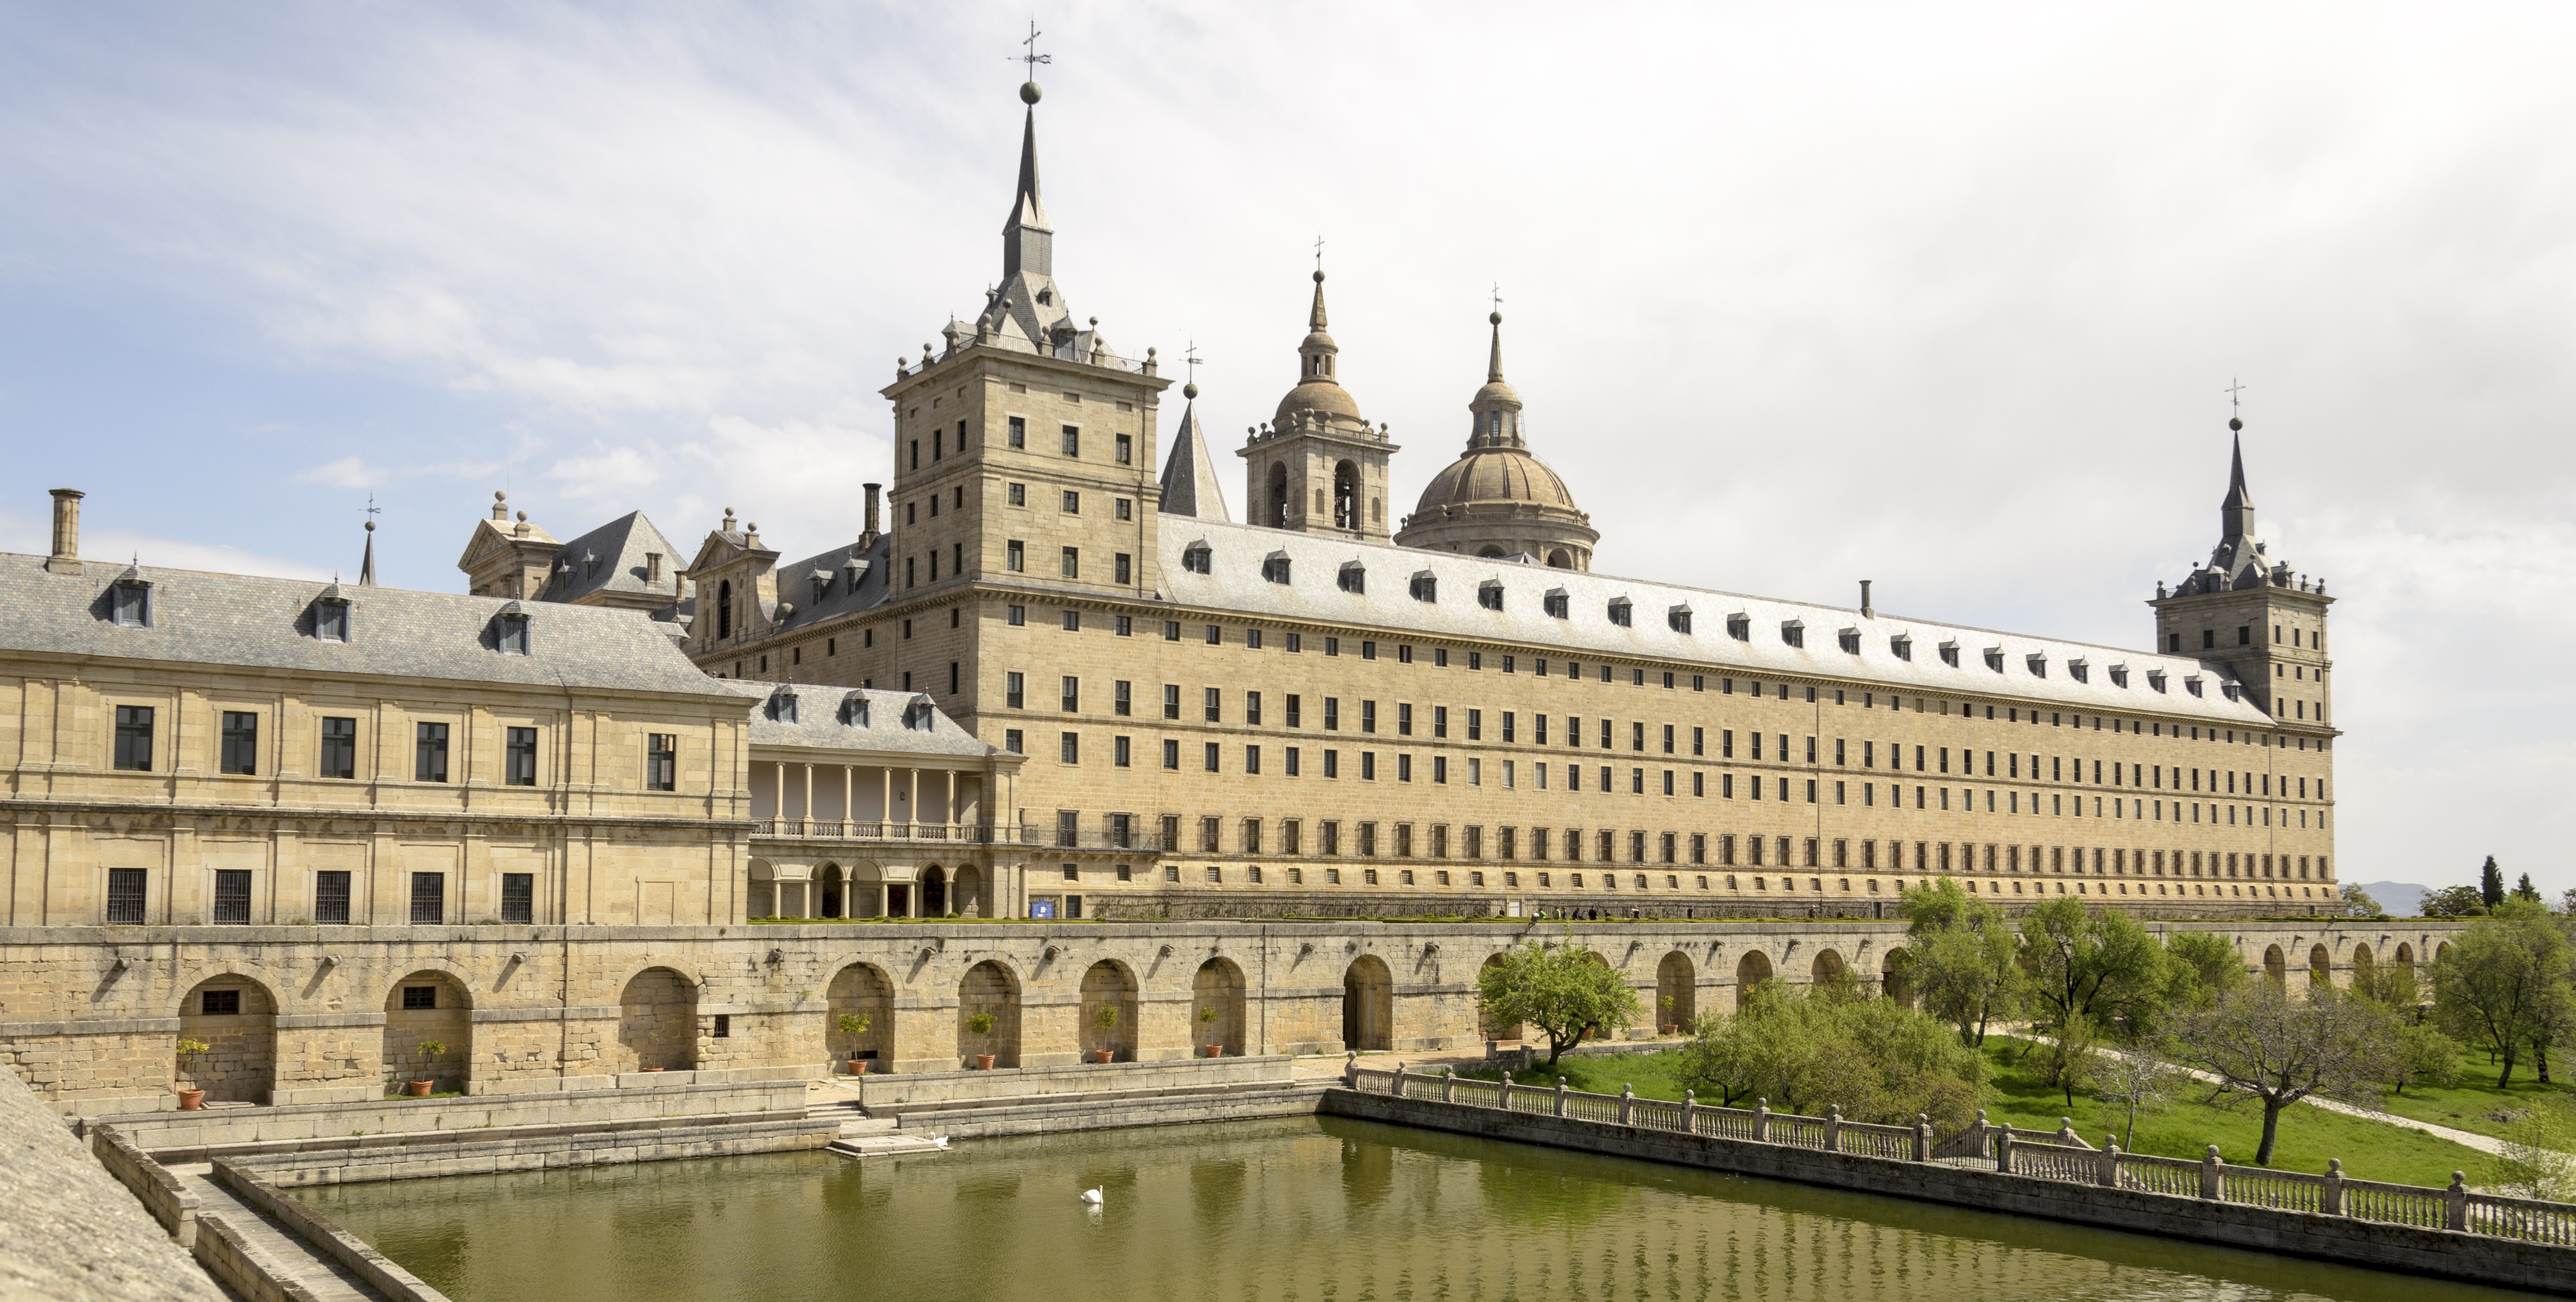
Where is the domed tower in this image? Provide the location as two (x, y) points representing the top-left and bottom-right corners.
(1394, 312), (1597, 569)
(1238, 270), (1398, 539)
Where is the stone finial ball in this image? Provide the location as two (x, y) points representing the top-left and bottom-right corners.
(2229, 416), (2243, 431)
(1184, 382), (1199, 400)
(1021, 81), (1042, 105)
(1313, 269), (1325, 283)
(365, 520), (375, 532)
(495, 490), (507, 502)
(1490, 311), (1502, 325)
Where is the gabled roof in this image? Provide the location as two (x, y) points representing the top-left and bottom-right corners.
(763, 533), (893, 634)
(539, 511), (684, 606)
(1157, 400), (1231, 522)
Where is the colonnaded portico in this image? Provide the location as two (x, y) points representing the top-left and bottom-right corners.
(0, 916), (2463, 1115)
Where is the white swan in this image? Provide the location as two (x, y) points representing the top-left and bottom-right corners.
(1080, 1187), (1104, 1205)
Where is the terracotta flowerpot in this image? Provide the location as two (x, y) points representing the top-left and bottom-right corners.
(1093, 1049), (1114, 1063)
(407, 1080), (434, 1097)
(1661, 1024), (1679, 1036)
(1203, 1044), (1223, 1058)
(848, 1060), (870, 1075)
(177, 1088), (205, 1111)
(640, 1067), (665, 1073)
(975, 1054), (997, 1070)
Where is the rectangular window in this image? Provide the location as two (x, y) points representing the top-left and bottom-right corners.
(501, 873), (535, 924)
(414, 722), (449, 783)
(1246, 745), (1262, 774)
(1164, 683), (1181, 719)
(1248, 692), (1264, 726)
(113, 705), (154, 772)
(1009, 673), (1027, 708)
(505, 726), (538, 786)
(1063, 676), (1081, 712)
(1206, 742), (1221, 772)
(1007, 540), (1026, 571)
(219, 711), (258, 775)
(1162, 739), (1179, 769)
(1114, 735), (1132, 767)
(1115, 680), (1133, 717)
(314, 870), (351, 925)
(1062, 425), (1081, 456)
(212, 869), (252, 924)
(1206, 688), (1222, 722)
(1287, 695), (1302, 728)
(647, 733), (677, 791)
(1323, 749), (1339, 777)
(1116, 553), (1133, 585)
(1061, 547), (1079, 579)
(1060, 732), (1079, 764)
(320, 717), (358, 780)
(410, 871), (446, 925)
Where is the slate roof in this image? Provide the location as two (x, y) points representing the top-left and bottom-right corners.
(761, 533), (893, 637)
(720, 680), (1006, 759)
(537, 511), (685, 606)
(1156, 400), (1231, 522)
(0, 552), (738, 700)
(1155, 521), (2274, 724)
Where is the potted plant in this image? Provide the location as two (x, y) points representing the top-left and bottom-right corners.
(965, 1011), (998, 1069)
(1659, 996), (1679, 1036)
(174, 1038), (210, 1110)
(1199, 1004), (1223, 1058)
(407, 1040), (445, 1096)
(837, 1013), (872, 1074)
(1090, 1004), (1120, 1063)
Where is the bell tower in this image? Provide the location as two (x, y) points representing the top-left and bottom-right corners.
(2148, 416), (2334, 729)
(1239, 269), (1397, 539)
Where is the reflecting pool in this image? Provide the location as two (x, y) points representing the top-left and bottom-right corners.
(298, 1116), (2540, 1300)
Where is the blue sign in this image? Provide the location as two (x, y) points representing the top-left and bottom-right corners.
(1029, 900), (1056, 919)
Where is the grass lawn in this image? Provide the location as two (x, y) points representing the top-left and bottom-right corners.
(1456, 1039), (2490, 1190)
(2377, 1040), (2576, 1141)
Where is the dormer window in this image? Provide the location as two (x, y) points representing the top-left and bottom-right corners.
(1410, 572), (1437, 603)
(2148, 669), (2169, 694)
(840, 693), (872, 727)
(1669, 606), (1693, 635)
(1727, 614), (1751, 642)
(811, 570), (834, 604)
(1939, 640), (1960, 667)
(1338, 561), (1366, 594)
(2108, 664), (2129, 688)
(314, 596), (351, 643)
(770, 687), (800, 723)
(1263, 552), (1292, 585)
(2221, 682), (2242, 701)
(1838, 628), (1861, 654)
(2185, 676), (2205, 698)
(1544, 590), (1569, 619)
(495, 606), (531, 656)
(1892, 635), (1914, 662)
(1983, 647), (2006, 673)
(1183, 544), (1213, 575)
(2068, 659), (2089, 684)
(110, 575), (151, 627)
(1778, 619), (1802, 648)
(584, 550), (600, 579)
(1478, 581), (1504, 612)
(904, 699), (937, 731)
(1607, 598), (1632, 627)
(2026, 653), (2048, 679)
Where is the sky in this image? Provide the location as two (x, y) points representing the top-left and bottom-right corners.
(2, 2), (2570, 898)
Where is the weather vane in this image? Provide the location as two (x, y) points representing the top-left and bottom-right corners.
(1491, 282), (1503, 315)
(1314, 234), (1325, 273)
(1012, 20), (1049, 77)
(1185, 340), (1203, 388)
(2224, 377), (2247, 418)
(365, 493), (380, 523)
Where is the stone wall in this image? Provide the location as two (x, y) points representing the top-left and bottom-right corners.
(0, 1037), (226, 1301)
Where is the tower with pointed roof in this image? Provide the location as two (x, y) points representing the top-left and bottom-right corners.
(1393, 312), (1598, 569)
(2150, 417), (2334, 729)
(1237, 270), (1398, 539)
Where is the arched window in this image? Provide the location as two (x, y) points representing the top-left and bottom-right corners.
(717, 580), (734, 639)
(1266, 464), (1289, 528)
(1333, 461), (1359, 529)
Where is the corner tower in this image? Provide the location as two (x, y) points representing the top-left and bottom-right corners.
(1393, 312), (1598, 569)
(2149, 417), (2334, 728)
(1238, 270), (1397, 538)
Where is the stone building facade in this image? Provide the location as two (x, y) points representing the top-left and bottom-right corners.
(559, 81), (2341, 921)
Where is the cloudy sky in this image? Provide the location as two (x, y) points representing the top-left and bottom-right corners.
(3, 2), (2569, 897)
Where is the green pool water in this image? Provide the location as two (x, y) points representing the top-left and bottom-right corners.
(295, 1116), (2539, 1301)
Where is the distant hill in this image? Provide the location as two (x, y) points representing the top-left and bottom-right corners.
(2353, 881), (2428, 918)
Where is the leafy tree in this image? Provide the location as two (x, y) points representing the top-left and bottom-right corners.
(2386, 1021), (2463, 1095)
(2337, 887), (2384, 919)
(1477, 937), (1641, 1068)
(2018, 898), (2167, 1040)
(2096, 1050), (2182, 1149)
(2350, 957), (2421, 1011)
(2162, 930), (2248, 1009)
(2167, 985), (2403, 1165)
(2034, 1013), (2100, 1107)
(1895, 879), (2021, 1046)
(2422, 885), (2490, 918)
(1678, 980), (1986, 1130)
(2516, 873), (2545, 904)
(2483, 856), (2507, 909)
(2487, 1097), (2576, 1201)
(2433, 909), (2575, 1087)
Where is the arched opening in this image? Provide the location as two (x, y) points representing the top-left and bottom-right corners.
(2395, 942), (2416, 983)
(716, 579), (733, 639)
(2309, 944), (2333, 989)
(921, 865), (949, 918)
(1735, 950), (1775, 1011)
(1079, 960), (1139, 1062)
(952, 865), (984, 919)
(1342, 955), (1394, 1052)
(817, 864), (845, 920)
(2436, 942), (2453, 965)
(747, 860), (778, 920)
(2351, 943), (2376, 991)
(1546, 549), (1572, 570)
(1478, 953), (1524, 1041)
(1267, 463), (1290, 529)
(177, 976), (276, 1105)
(826, 962), (892, 1071)
(383, 971), (471, 1095)
(1194, 958), (1247, 1057)
(1810, 949), (1848, 987)
(1333, 460), (1359, 529)
(2263, 945), (2287, 986)
(1882, 948), (1915, 1010)
(617, 967), (698, 1072)
(958, 960), (1022, 1068)
(1656, 952), (1695, 1032)
(1478, 546), (1506, 559)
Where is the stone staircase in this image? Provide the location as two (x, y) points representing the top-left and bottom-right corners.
(808, 1093), (949, 1159)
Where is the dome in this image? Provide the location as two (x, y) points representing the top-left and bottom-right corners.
(1274, 379), (1363, 428)
(1412, 448), (1582, 516)
(1471, 379), (1520, 408)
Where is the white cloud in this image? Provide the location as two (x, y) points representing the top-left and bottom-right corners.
(295, 456), (387, 489)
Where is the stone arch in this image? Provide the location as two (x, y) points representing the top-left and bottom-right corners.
(2263, 944), (2287, 986)
(1478, 545), (1506, 558)
(2436, 941), (2453, 965)
(1547, 549), (1572, 570)
(1810, 948), (1848, 986)
(616, 967), (698, 1072)
(2308, 943), (2333, 989)
(2395, 942), (2416, 981)
(383, 970), (472, 1094)
(1194, 957), (1247, 1057)
(1333, 460), (1360, 529)
(1477, 953), (1525, 1041)
(1342, 954), (1394, 1052)
(816, 863), (846, 920)
(747, 859), (779, 920)
(1267, 462), (1290, 529)
(2351, 942), (2376, 990)
(826, 961), (893, 1071)
(1882, 947), (1915, 1010)
(1735, 949), (1775, 1007)
(1079, 960), (1139, 1062)
(1656, 952), (1696, 1031)
(951, 865), (984, 918)
(921, 865), (949, 917)
(958, 959), (1022, 1068)
(177, 974), (276, 1105)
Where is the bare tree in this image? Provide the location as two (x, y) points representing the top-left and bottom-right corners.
(2167, 984), (2402, 1166)
(2097, 1050), (2182, 1150)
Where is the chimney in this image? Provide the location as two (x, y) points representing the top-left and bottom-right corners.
(861, 483), (882, 546)
(645, 552), (663, 587)
(1860, 579), (1874, 619)
(47, 489), (84, 576)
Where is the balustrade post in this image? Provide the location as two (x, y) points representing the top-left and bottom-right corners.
(1498, 1074), (1513, 1112)
(1619, 1084), (1635, 1127)
(1443, 1067), (1457, 1104)
(1554, 1077), (1568, 1118)
(2322, 1159), (2344, 1216)
(1914, 1113), (1932, 1163)
(2100, 1139), (2120, 1188)
(1343, 1050), (1357, 1090)
(1996, 1129), (2015, 1174)
(2446, 1172), (2469, 1231)
(2200, 1146), (2223, 1200)
(1825, 1105), (1842, 1153)
(1754, 1099), (1771, 1142)
(2055, 1116), (2080, 1147)
(1683, 1090), (1698, 1137)
(1968, 1108), (1991, 1158)
(1391, 1063), (1407, 1100)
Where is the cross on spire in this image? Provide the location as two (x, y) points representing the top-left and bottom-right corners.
(1185, 341), (1203, 388)
(1314, 234), (1325, 273)
(1490, 282), (1503, 315)
(1011, 20), (1050, 78)
(2224, 377), (2247, 418)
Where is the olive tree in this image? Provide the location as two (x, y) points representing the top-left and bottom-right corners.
(2167, 984), (2402, 1166)
(2432, 905), (2574, 1088)
(1477, 938), (1641, 1068)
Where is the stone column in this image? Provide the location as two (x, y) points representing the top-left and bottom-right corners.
(841, 765), (854, 834)
(946, 770), (958, 832)
(802, 763), (814, 827)
(907, 769), (921, 834)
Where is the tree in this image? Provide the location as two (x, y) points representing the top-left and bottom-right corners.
(2432, 910), (2574, 1087)
(2486, 1097), (2576, 1201)
(2018, 898), (2167, 1040)
(2350, 956), (2421, 1011)
(1477, 937), (1641, 1068)
(1677, 979), (1986, 1130)
(2517, 873), (2545, 904)
(2167, 984), (2403, 1166)
(2034, 1013), (2100, 1107)
(2386, 1022), (2462, 1095)
(1896, 879), (2021, 1046)
(2483, 856), (2507, 909)
(2161, 930), (2248, 1010)
(2338, 887), (2384, 919)
(2423, 885), (2490, 918)
(2096, 1050), (2182, 1149)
